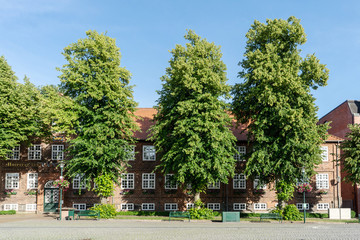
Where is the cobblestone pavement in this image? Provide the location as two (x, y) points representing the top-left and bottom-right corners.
(0, 214), (359, 240)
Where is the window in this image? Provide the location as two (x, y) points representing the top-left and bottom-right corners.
(320, 146), (328, 161)
(233, 203), (246, 211)
(296, 203), (309, 210)
(164, 203), (178, 211)
(126, 145), (135, 161)
(316, 174), (329, 189)
(208, 181), (220, 189)
(165, 174), (177, 189)
(121, 203), (134, 211)
(143, 145), (156, 161)
(7, 146), (20, 160)
(121, 173), (134, 189)
(26, 204), (37, 211)
(142, 173), (155, 189)
(28, 145), (41, 160)
(254, 177), (266, 189)
(27, 173), (38, 189)
(4, 204), (18, 211)
(233, 174), (246, 189)
(5, 173), (19, 189)
(207, 203), (221, 210)
(234, 146), (246, 161)
(186, 203), (194, 210)
(73, 203), (86, 211)
(52, 145), (64, 160)
(254, 203), (267, 210)
(142, 203), (155, 211)
(73, 174), (86, 189)
(317, 203), (330, 210)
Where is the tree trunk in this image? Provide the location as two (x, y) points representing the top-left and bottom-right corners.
(100, 197), (107, 204)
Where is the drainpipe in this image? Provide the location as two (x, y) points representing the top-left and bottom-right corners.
(336, 141), (341, 208)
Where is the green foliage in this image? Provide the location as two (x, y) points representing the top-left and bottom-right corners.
(116, 211), (169, 216)
(188, 207), (215, 220)
(90, 204), (116, 219)
(151, 30), (237, 193)
(305, 212), (328, 218)
(282, 204), (302, 221)
(276, 181), (295, 208)
(0, 210), (16, 215)
(93, 174), (115, 198)
(351, 210), (356, 218)
(231, 17), (329, 199)
(341, 124), (360, 184)
(0, 56), (50, 159)
(58, 30), (139, 188)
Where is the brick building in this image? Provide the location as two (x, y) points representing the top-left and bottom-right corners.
(1, 108), (341, 214)
(318, 100), (360, 213)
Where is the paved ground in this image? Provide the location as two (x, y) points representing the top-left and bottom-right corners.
(0, 214), (359, 240)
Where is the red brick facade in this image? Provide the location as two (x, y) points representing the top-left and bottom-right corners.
(0, 108), (341, 214)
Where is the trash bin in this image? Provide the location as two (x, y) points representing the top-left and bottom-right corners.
(222, 212), (240, 222)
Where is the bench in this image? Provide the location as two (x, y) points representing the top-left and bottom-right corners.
(169, 211), (191, 222)
(260, 213), (282, 223)
(76, 210), (100, 220)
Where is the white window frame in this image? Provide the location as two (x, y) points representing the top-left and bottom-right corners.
(27, 173), (38, 189)
(320, 146), (328, 161)
(143, 145), (156, 161)
(208, 181), (220, 189)
(142, 173), (155, 189)
(121, 173), (135, 189)
(254, 203), (267, 210)
(121, 203), (134, 211)
(186, 203), (195, 210)
(207, 203), (221, 210)
(316, 173), (329, 189)
(26, 204), (37, 211)
(4, 204), (18, 211)
(165, 174), (177, 190)
(126, 145), (135, 161)
(254, 177), (266, 189)
(7, 146), (20, 160)
(317, 203), (330, 210)
(234, 146), (246, 161)
(73, 174), (86, 189)
(164, 203), (178, 211)
(5, 173), (19, 189)
(141, 203), (155, 211)
(52, 145), (64, 160)
(233, 174), (246, 189)
(296, 203), (309, 210)
(28, 145), (41, 160)
(73, 203), (86, 211)
(233, 203), (246, 211)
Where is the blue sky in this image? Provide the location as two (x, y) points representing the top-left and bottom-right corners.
(1, 0), (359, 118)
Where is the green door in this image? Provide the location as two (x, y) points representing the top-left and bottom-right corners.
(44, 181), (59, 212)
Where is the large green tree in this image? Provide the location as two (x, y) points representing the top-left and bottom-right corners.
(0, 56), (48, 158)
(58, 30), (139, 195)
(341, 124), (360, 184)
(151, 30), (237, 201)
(231, 17), (329, 207)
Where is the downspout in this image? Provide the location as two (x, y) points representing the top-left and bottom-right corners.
(336, 140), (341, 208)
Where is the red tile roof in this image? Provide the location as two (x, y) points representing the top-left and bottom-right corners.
(133, 108), (248, 141)
(325, 134), (344, 142)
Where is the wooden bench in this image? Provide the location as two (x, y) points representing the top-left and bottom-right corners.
(76, 210), (100, 220)
(260, 213), (282, 223)
(169, 211), (190, 222)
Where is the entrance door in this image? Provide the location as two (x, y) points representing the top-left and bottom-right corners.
(44, 181), (59, 212)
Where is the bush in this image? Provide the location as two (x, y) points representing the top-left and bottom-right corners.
(305, 212), (328, 218)
(187, 200), (215, 219)
(282, 204), (302, 221)
(351, 210), (356, 218)
(0, 210), (16, 215)
(90, 204), (116, 219)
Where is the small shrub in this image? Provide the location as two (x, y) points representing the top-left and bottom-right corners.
(282, 204), (302, 221)
(0, 210), (16, 215)
(351, 210), (356, 218)
(305, 213), (328, 218)
(188, 200), (215, 219)
(90, 204), (116, 219)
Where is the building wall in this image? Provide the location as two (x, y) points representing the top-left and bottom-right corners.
(0, 140), (340, 214)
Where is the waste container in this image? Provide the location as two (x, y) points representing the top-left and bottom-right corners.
(222, 212), (240, 222)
